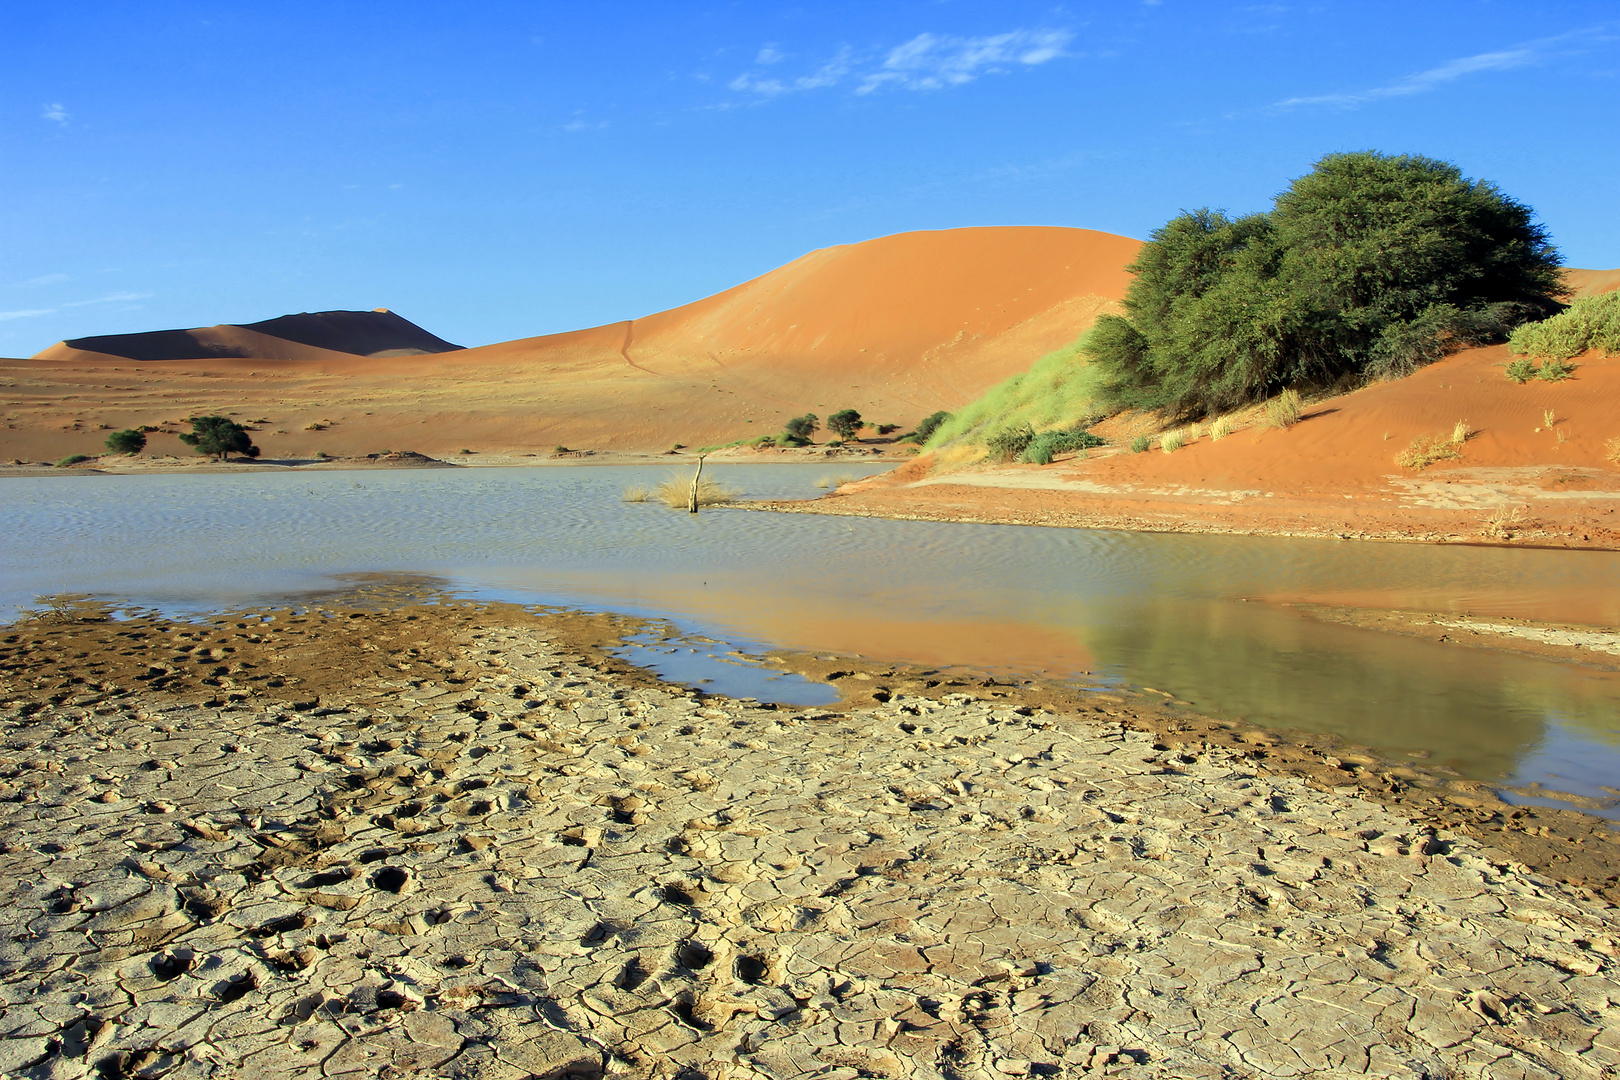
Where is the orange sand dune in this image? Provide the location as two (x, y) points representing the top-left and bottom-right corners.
(4, 227), (1140, 462)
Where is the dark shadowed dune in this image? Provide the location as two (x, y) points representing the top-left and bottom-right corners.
(42, 309), (462, 363)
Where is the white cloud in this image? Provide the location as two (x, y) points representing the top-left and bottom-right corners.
(1266, 27), (1616, 112)
(858, 29), (1074, 93)
(41, 102), (69, 125)
(0, 308), (55, 322)
(729, 47), (854, 96)
(18, 273), (69, 287)
(726, 28), (1074, 99)
(61, 292), (150, 308)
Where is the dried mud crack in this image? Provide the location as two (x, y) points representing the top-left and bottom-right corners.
(1, 599), (1617, 1078)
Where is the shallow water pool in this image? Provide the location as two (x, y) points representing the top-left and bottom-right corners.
(3, 463), (1617, 812)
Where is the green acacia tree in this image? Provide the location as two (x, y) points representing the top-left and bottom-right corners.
(1085, 152), (1566, 417)
(104, 428), (147, 455)
(827, 409), (863, 441)
(179, 415), (260, 461)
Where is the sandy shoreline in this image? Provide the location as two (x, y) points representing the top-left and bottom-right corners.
(2, 598), (1617, 1078)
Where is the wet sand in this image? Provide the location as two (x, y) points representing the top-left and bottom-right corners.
(2, 597), (1617, 1078)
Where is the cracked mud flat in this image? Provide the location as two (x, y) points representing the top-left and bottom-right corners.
(2, 604), (1619, 1079)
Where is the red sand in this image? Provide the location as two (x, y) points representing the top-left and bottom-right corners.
(801, 343), (1620, 551)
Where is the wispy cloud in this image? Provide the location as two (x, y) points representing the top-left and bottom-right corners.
(62, 292), (150, 308)
(41, 102), (69, 125)
(0, 292), (151, 323)
(1268, 29), (1608, 111)
(727, 28), (1075, 99)
(17, 272), (70, 287)
(729, 48), (854, 96)
(755, 44), (784, 66)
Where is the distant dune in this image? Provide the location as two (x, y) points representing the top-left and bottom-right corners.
(34, 308), (463, 364)
(7, 226), (1143, 460)
(4, 235), (1614, 467)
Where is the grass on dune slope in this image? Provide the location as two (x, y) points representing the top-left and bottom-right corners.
(926, 335), (1105, 451)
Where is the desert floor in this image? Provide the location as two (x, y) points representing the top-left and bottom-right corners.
(2, 594), (1617, 1079)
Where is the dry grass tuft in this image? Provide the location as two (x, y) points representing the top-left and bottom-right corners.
(1159, 429), (1187, 454)
(1396, 434), (1463, 470)
(1606, 437), (1620, 466)
(1210, 415), (1235, 441)
(1543, 408), (1558, 429)
(621, 484), (651, 503)
(814, 473), (860, 490)
(655, 474), (740, 509)
(1264, 389), (1303, 429)
(1450, 420), (1473, 445)
(1483, 503), (1526, 540)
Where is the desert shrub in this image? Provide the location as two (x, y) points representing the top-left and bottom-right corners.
(910, 411), (951, 443)
(1504, 357), (1538, 383)
(827, 409), (863, 441)
(655, 474), (739, 509)
(1085, 152), (1565, 417)
(1508, 290), (1620, 361)
(179, 415), (259, 461)
(104, 428), (146, 454)
(876, 423), (900, 435)
(1396, 434), (1463, 470)
(1160, 429), (1187, 453)
(984, 423), (1036, 463)
(55, 454), (91, 467)
(1130, 434), (1151, 454)
(928, 338), (1105, 448)
(1210, 415), (1235, 441)
(783, 414), (819, 442)
(1538, 357), (1575, 381)
(622, 485), (651, 502)
(1020, 428), (1106, 465)
(1264, 388), (1303, 429)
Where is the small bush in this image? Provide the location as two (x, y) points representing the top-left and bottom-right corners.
(912, 410), (951, 443)
(655, 474), (740, 509)
(1504, 357), (1538, 384)
(1160, 429), (1187, 453)
(1210, 415), (1235, 441)
(1264, 389), (1303, 429)
(1538, 357), (1574, 381)
(55, 454), (91, 467)
(1451, 420), (1473, 444)
(984, 423), (1036, 462)
(1396, 434), (1463, 470)
(783, 414), (819, 442)
(622, 485), (651, 502)
(1130, 434), (1152, 454)
(876, 423), (900, 435)
(105, 428), (146, 455)
(1483, 503), (1525, 540)
(1020, 428), (1106, 465)
(1508, 290), (1620, 361)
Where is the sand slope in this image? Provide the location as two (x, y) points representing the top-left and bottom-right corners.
(5, 227), (1140, 461)
(808, 342), (1620, 551)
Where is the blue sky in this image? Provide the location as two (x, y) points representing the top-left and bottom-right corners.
(2, 1), (1616, 355)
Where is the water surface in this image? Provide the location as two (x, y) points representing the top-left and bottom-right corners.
(3, 464), (1617, 812)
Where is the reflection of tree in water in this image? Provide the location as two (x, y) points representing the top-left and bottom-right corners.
(1079, 597), (1574, 783)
